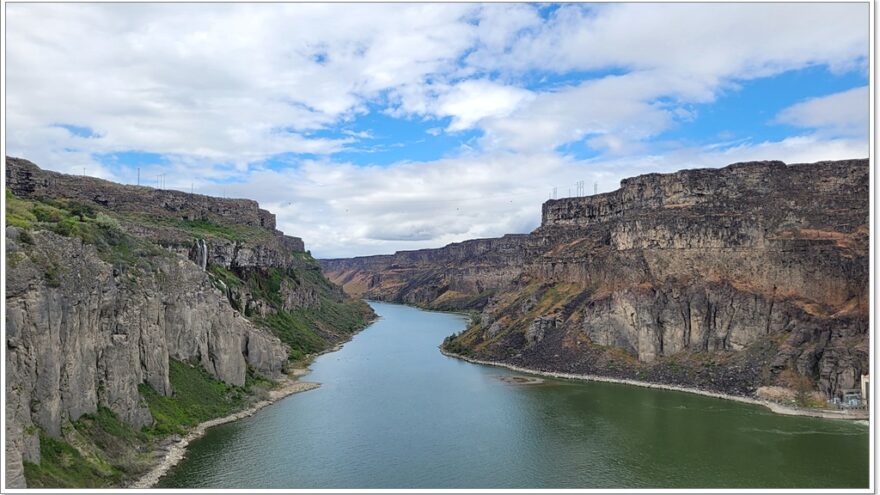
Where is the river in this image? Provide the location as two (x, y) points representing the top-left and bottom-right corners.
(157, 301), (869, 488)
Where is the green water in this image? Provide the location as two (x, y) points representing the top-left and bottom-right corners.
(157, 301), (869, 489)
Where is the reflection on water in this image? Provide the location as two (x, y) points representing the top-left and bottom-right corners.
(158, 302), (869, 489)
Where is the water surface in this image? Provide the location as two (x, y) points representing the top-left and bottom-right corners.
(158, 302), (869, 489)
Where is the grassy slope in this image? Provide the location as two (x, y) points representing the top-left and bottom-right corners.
(22, 360), (273, 488)
(6, 188), (372, 487)
(215, 252), (374, 361)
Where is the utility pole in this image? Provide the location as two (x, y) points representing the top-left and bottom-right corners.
(594, 182), (598, 195)
(137, 168), (140, 186)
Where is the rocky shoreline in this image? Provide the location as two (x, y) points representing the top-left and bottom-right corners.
(130, 375), (320, 488)
(439, 349), (869, 422)
(131, 312), (380, 489)
(325, 159), (869, 404)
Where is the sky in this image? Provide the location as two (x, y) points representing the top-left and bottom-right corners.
(4, 3), (870, 258)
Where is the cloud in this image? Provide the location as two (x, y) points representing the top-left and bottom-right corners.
(5, 3), (484, 164)
(4, 3), (870, 258)
(479, 71), (691, 153)
(219, 130), (866, 259)
(436, 80), (535, 132)
(774, 86), (868, 138)
(8, 3), (868, 166)
(467, 3), (868, 79)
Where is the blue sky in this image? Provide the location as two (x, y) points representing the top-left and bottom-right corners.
(5, 3), (870, 257)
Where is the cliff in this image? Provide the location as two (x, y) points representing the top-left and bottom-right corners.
(321, 234), (531, 310)
(5, 157), (374, 488)
(321, 159), (869, 403)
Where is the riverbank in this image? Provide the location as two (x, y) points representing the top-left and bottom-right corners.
(131, 374), (320, 488)
(132, 313), (381, 489)
(439, 349), (869, 422)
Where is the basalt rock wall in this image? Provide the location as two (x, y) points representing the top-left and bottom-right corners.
(4, 157), (348, 488)
(321, 159), (869, 401)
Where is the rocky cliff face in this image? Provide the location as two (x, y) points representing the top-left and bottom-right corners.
(6, 157), (284, 234)
(321, 234), (532, 310)
(5, 157), (372, 488)
(322, 159), (869, 403)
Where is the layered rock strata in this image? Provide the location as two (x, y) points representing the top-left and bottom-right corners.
(5, 157), (368, 488)
(322, 159), (869, 401)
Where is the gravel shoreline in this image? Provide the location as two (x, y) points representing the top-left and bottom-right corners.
(130, 376), (320, 488)
(440, 349), (869, 422)
(131, 315), (380, 488)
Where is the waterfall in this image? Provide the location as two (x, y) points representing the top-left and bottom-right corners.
(199, 239), (207, 271)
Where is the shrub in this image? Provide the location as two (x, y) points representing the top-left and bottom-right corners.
(94, 212), (121, 231)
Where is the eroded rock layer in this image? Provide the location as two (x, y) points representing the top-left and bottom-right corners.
(321, 159), (869, 402)
(5, 157), (372, 488)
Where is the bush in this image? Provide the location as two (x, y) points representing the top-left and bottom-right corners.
(94, 212), (121, 231)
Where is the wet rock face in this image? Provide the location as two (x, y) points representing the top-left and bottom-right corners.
(322, 159), (869, 399)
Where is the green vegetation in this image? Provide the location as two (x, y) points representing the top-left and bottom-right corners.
(245, 267), (287, 308)
(5, 190), (163, 267)
(9, 186), (373, 488)
(6, 188), (37, 229)
(260, 312), (328, 361)
(123, 213), (272, 243)
(23, 360), (276, 488)
(22, 405), (154, 488)
(140, 360), (271, 438)
(209, 265), (243, 289)
(257, 298), (371, 361)
(442, 332), (472, 356)
(230, 254), (372, 361)
(23, 430), (124, 488)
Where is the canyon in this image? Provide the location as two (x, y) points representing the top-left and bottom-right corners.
(4, 157), (374, 488)
(322, 159), (869, 402)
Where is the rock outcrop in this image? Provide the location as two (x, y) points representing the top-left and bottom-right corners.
(321, 234), (531, 310)
(322, 159), (869, 401)
(6, 157), (282, 232)
(5, 157), (371, 488)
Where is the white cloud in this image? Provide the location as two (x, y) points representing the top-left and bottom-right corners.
(480, 71), (686, 153)
(5, 3), (484, 164)
(217, 130), (866, 258)
(468, 3), (868, 79)
(4, 3), (870, 257)
(8, 3), (868, 165)
(774, 86), (868, 138)
(436, 80), (534, 132)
